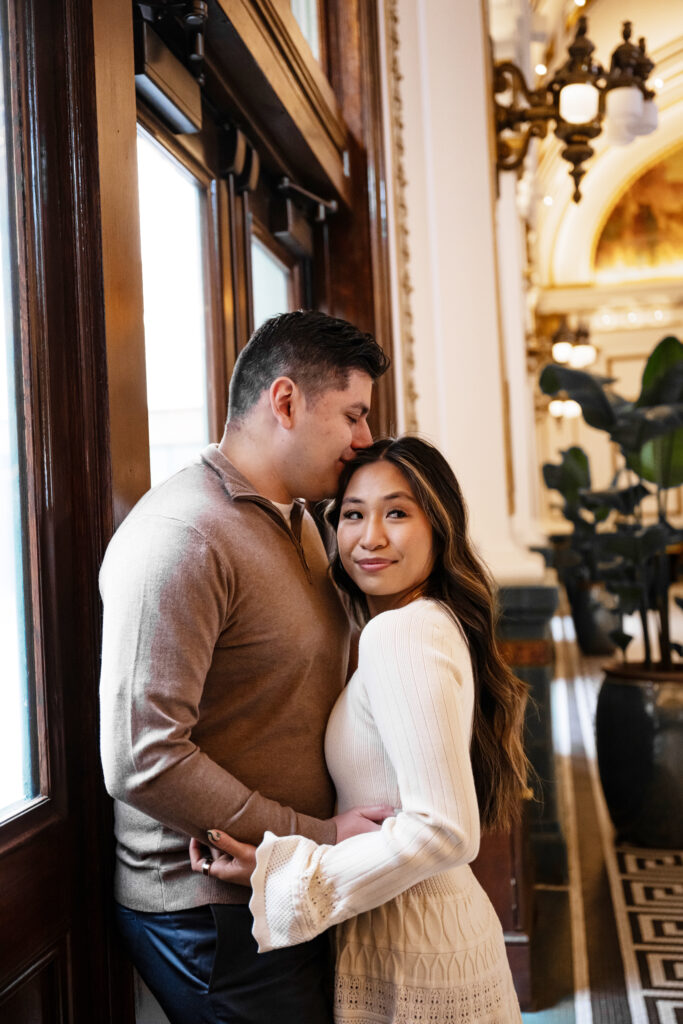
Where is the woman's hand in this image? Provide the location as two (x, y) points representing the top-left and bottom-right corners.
(189, 830), (257, 888)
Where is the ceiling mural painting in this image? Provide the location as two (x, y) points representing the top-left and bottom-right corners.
(593, 144), (683, 283)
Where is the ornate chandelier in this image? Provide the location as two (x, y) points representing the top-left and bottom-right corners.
(494, 17), (657, 202)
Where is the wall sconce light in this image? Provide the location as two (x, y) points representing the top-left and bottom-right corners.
(549, 398), (582, 419)
(551, 319), (597, 368)
(494, 17), (657, 202)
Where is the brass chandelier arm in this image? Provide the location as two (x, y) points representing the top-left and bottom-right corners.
(497, 121), (549, 171)
(494, 61), (544, 108)
(494, 59), (555, 172)
(494, 61), (556, 129)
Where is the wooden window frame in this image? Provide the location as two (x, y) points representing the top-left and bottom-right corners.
(136, 104), (233, 443)
(0, 0), (57, 858)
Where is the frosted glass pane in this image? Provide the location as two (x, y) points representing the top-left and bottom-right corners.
(0, 25), (37, 822)
(291, 0), (320, 61)
(251, 238), (291, 329)
(137, 128), (209, 486)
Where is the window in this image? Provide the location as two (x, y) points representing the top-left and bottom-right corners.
(137, 126), (210, 485)
(251, 236), (293, 328)
(291, 0), (321, 62)
(0, 30), (37, 824)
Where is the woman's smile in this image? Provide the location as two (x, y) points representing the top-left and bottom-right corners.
(355, 557), (397, 572)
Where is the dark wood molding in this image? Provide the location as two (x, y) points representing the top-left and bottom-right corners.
(358, 0), (396, 434)
(472, 820), (534, 1010)
(215, 177), (239, 386)
(205, 179), (230, 440)
(92, 0), (150, 527)
(322, 0), (396, 435)
(204, 0), (351, 204)
(248, 0), (343, 144)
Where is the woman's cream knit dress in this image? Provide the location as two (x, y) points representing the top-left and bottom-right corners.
(249, 598), (522, 1023)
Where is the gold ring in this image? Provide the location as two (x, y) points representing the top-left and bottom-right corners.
(202, 857), (212, 876)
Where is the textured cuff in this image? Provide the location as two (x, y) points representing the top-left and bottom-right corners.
(249, 831), (324, 952)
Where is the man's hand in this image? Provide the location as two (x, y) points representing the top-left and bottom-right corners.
(189, 831), (256, 887)
(331, 805), (395, 843)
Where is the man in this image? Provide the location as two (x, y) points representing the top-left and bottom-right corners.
(99, 310), (390, 1024)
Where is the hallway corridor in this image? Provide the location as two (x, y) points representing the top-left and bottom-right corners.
(523, 618), (683, 1024)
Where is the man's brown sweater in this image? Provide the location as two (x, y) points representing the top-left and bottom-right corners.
(99, 444), (350, 911)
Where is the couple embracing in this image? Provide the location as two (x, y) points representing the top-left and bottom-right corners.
(99, 311), (527, 1024)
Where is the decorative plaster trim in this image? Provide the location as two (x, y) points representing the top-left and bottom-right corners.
(383, 0), (418, 433)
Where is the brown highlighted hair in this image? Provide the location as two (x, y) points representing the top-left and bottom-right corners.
(326, 436), (531, 833)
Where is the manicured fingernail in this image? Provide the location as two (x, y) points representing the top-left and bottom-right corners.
(207, 830), (221, 841)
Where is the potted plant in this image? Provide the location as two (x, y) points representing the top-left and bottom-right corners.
(536, 445), (618, 656)
(539, 335), (683, 847)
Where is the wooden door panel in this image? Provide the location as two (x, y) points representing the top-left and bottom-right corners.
(0, 943), (70, 1024)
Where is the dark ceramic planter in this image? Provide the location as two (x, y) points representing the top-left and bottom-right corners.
(565, 581), (618, 657)
(596, 665), (683, 848)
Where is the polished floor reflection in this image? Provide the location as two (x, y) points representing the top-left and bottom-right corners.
(523, 616), (683, 1023)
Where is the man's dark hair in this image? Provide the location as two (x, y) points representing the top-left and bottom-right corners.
(227, 310), (389, 421)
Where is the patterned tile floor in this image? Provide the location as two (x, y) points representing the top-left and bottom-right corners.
(522, 617), (683, 1024)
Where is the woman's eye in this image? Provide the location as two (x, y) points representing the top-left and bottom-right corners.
(342, 510), (362, 520)
(387, 508), (407, 518)
(346, 415), (358, 425)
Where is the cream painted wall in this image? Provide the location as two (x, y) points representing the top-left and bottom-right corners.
(393, 0), (544, 582)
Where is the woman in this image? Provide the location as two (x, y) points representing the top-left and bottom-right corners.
(191, 436), (529, 1022)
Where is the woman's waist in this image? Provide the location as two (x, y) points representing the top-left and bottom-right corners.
(399, 863), (475, 900)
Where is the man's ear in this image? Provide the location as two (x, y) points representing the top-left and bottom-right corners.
(269, 376), (299, 429)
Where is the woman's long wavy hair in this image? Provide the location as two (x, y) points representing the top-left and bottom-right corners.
(326, 436), (531, 833)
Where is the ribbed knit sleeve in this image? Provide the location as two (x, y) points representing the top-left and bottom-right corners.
(249, 600), (481, 952)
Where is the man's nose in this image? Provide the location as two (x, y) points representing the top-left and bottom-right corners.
(352, 419), (373, 450)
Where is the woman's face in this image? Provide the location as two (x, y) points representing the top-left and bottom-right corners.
(337, 460), (435, 614)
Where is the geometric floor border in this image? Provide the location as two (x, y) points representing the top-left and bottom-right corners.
(643, 993), (683, 1024)
(573, 674), (683, 1024)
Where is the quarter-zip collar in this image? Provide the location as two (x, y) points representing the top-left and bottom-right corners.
(200, 444), (311, 580)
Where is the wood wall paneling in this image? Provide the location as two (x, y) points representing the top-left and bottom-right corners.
(323, 0), (397, 435)
(472, 822), (534, 1009)
(216, 177), (239, 382)
(0, 942), (71, 1024)
(1, 0), (134, 1019)
(230, 181), (252, 352)
(92, 0), (150, 525)
(205, 179), (230, 440)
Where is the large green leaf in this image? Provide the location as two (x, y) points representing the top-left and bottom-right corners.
(612, 404), (683, 454)
(579, 483), (650, 516)
(637, 336), (683, 407)
(598, 523), (669, 565)
(628, 425), (683, 489)
(539, 365), (618, 431)
(542, 446), (591, 509)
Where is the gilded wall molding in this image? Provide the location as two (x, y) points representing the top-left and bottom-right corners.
(383, 0), (419, 433)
